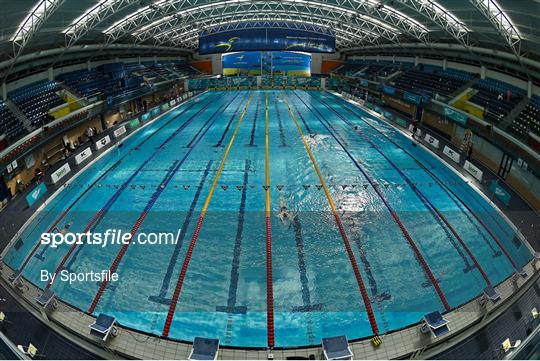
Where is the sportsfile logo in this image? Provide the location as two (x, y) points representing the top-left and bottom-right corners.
(40, 229), (181, 248)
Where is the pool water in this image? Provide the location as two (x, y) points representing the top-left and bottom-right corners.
(3, 90), (532, 347)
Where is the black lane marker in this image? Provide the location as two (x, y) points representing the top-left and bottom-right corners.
(298, 92), (475, 273)
(328, 93), (509, 258)
(339, 213), (391, 302)
(216, 159), (251, 314)
(213, 95), (246, 147)
(248, 94), (261, 146)
(148, 160), (214, 305)
(290, 215), (323, 313)
(274, 95), (287, 147)
(15, 95), (206, 273)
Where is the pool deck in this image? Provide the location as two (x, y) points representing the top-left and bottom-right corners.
(1, 257), (538, 359)
(0, 90), (539, 359)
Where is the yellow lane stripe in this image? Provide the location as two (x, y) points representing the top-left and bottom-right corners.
(201, 94), (253, 215)
(265, 91), (271, 216)
(282, 96), (339, 215)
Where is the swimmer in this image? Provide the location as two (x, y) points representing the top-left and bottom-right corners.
(277, 197), (295, 227)
(55, 220), (73, 236)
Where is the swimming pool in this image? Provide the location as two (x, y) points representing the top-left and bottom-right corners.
(3, 90), (533, 348)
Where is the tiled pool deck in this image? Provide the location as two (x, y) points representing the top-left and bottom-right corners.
(1, 255), (538, 359)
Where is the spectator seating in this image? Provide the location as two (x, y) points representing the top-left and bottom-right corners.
(470, 78), (524, 125)
(332, 61), (367, 76)
(0, 100), (26, 140)
(392, 65), (471, 97)
(9, 80), (64, 127)
(511, 96), (540, 138)
(57, 68), (146, 99)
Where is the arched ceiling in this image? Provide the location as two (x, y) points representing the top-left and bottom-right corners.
(1, 0), (539, 78)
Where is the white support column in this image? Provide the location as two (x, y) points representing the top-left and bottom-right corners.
(480, 65), (486, 79)
(138, 56), (141, 65)
(392, 55), (396, 63)
(87, 60), (91, 71)
(414, 56), (419, 66)
(527, 80), (533, 98)
(48, 67), (54, 81)
(376, 54), (380, 62)
(442, 58), (447, 70)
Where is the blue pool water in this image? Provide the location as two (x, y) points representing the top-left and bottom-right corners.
(3, 90), (532, 347)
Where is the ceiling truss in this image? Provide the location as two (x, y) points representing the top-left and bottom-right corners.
(104, 0), (434, 47)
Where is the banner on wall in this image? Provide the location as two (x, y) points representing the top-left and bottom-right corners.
(424, 133), (440, 149)
(95, 135), (111, 150)
(51, 163), (71, 184)
(464, 160), (483, 181)
(222, 51), (311, 76)
(74, 147), (92, 165)
(444, 106), (468, 125)
(443, 145), (460, 163)
(25, 182), (47, 207)
(489, 181), (511, 206)
(382, 85), (396, 95)
(129, 118), (140, 129)
(404, 91), (421, 105)
(200, 28), (335, 54)
(113, 125), (127, 138)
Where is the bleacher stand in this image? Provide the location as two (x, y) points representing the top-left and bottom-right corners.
(392, 65), (472, 98)
(470, 78), (524, 125)
(0, 99), (26, 140)
(511, 96), (540, 138)
(9, 80), (64, 127)
(57, 64), (146, 100)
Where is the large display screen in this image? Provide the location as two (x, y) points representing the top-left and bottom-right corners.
(223, 51), (311, 76)
(200, 28), (335, 54)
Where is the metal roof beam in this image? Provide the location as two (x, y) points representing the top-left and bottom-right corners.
(468, 0), (522, 58)
(5, 0), (65, 82)
(395, 0), (470, 47)
(63, 0), (138, 49)
(104, 0), (428, 44)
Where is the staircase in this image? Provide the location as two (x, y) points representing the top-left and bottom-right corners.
(449, 78), (479, 100)
(330, 64), (344, 75)
(5, 98), (32, 132)
(352, 66), (369, 77)
(59, 83), (87, 105)
(384, 70), (402, 82)
(499, 96), (530, 131)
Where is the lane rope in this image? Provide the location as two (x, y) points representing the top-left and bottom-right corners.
(283, 95), (380, 335)
(162, 94), (254, 337)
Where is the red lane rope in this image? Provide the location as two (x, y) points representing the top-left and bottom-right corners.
(284, 96), (379, 335)
(265, 215), (275, 348)
(291, 92), (451, 312)
(87, 209), (151, 313)
(162, 95), (253, 338)
(46, 210), (104, 289)
(334, 215), (379, 334)
(313, 93), (493, 288)
(333, 93), (521, 272)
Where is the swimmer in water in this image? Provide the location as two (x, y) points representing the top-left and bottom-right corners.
(277, 197), (295, 227)
(55, 220), (73, 236)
